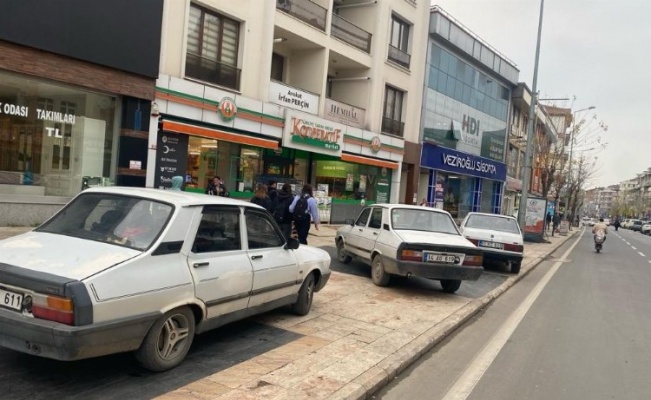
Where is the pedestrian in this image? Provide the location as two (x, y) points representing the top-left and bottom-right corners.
(205, 176), (229, 197)
(546, 212), (552, 231)
(289, 184), (320, 245)
(552, 213), (560, 237)
(170, 175), (184, 191)
(273, 183), (294, 240)
(250, 184), (273, 212)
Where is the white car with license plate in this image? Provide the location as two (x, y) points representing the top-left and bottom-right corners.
(0, 187), (331, 371)
(335, 205), (483, 293)
(459, 213), (524, 274)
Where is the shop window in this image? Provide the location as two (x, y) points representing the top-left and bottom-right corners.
(186, 4), (241, 90)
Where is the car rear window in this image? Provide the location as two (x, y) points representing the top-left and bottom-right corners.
(465, 214), (521, 234)
(391, 208), (459, 235)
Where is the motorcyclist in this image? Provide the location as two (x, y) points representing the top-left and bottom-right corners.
(592, 218), (608, 242)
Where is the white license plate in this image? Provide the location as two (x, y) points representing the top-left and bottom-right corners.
(0, 288), (23, 311)
(424, 253), (457, 263)
(479, 240), (504, 250)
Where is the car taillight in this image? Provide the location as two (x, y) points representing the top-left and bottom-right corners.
(463, 255), (483, 266)
(504, 243), (524, 252)
(32, 295), (74, 325)
(401, 249), (423, 261)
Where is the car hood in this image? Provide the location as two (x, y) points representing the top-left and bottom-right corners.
(394, 230), (475, 248)
(0, 232), (141, 280)
(461, 227), (523, 244)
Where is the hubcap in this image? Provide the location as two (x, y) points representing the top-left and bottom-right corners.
(156, 313), (190, 360)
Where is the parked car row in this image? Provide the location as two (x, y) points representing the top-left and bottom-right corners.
(621, 219), (651, 233)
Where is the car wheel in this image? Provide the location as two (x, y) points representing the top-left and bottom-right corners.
(291, 273), (316, 316)
(337, 240), (352, 264)
(440, 279), (461, 293)
(511, 262), (522, 274)
(136, 306), (195, 372)
(371, 254), (391, 286)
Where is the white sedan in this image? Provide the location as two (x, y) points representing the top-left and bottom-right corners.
(335, 205), (483, 293)
(0, 187), (331, 371)
(459, 212), (524, 274)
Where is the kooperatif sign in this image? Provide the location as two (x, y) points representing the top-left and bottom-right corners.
(154, 131), (188, 189)
(283, 110), (344, 156)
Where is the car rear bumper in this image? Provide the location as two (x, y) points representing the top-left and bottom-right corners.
(0, 308), (160, 361)
(480, 249), (524, 264)
(384, 257), (483, 281)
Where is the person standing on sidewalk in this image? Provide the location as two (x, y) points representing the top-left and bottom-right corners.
(273, 183), (294, 240)
(552, 212), (561, 236)
(289, 184), (319, 245)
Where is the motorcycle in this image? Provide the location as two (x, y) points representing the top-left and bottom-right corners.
(594, 232), (606, 253)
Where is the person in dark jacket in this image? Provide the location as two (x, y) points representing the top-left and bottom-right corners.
(250, 184), (272, 212)
(205, 176), (228, 196)
(552, 213), (561, 237)
(289, 184), (320, 245)
(267, 179), (278, 207)
(274, 183), (294, 240)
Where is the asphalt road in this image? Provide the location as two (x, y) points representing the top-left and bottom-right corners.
(0, 243), (508, 399)
(377, 228), (651, 400)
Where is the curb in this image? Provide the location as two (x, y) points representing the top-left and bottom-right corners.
(331, 229), (582, 400)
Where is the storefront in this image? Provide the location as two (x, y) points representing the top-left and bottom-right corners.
(151, 77), (403, 224)
(421, 144), (506, 220)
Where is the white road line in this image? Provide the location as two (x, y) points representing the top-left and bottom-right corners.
(626, 242), (631, 245)
(632, 246), (637, 250)
(441, 232), (583, 400)
(639, 252), (646, 257)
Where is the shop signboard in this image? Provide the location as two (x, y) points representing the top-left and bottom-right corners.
(269, 81), (319, 115)
(283, 110), (345, 156)
(376, 178), (390, 203)
(421, 144), (507, 182)
(324, 98), (365, 128)
(524, 197), (547, 242)
(154, 131), (188, 189)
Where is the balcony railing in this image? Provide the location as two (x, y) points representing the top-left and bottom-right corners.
(381, 117), (405, 137)
(388, 45), (411, 68)
(276, 0), (327, 32)
(185, 53), (241, 90)
(331, 14), (372, 53)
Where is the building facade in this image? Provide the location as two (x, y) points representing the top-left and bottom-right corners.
(0, 1), (164, 225)
(419, 7), (518, 220)
(150, 0), (429, 223)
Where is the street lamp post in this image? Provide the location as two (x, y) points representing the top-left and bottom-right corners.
(565, 106), (596, 222)
(517, 0), (545, 232)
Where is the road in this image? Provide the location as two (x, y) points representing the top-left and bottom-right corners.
(377, 227), (651, 400)
(0, 242), (508, 399)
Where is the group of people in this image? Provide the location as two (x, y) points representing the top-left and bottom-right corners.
(250, 180), (320, 245)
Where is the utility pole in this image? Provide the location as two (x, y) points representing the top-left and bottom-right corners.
(517, 0), (545, 232)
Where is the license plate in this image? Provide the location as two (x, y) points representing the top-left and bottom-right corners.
(424, 253), (457, 264)
(0, 288), (23, 311)
(479, 240), (504, 250)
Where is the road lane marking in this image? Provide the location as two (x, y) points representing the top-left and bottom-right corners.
(632, 246), (637, 250)
(626, 242), (631, 245)
(441, 231), (584, 400)
(640, 252), (647, 257)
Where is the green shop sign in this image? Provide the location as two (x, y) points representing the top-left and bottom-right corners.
(289, 115), (342, 151)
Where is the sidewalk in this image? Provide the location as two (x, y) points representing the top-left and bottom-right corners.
(0, 226), (579, 399)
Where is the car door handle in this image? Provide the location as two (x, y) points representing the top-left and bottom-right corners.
(373, 232), (378, 235)
(358, 228), (364, 232)
(251, 255), (263, 260)
(193, 262), (210, 268)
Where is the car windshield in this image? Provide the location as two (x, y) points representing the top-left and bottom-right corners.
(391, 208), (459, 235)
(465, 214), (521, 234)
(37, 193), (173, 251)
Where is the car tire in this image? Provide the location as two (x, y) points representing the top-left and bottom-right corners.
(440, 279), (461, 293)
(337, 240), (352, 264)
(371, 254), (391, 287)
(136, 306), (195, 372)
(291, 273), (315, 316)
(511, 262), (522, 274)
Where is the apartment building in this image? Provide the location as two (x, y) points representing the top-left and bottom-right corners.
(417, 7), (518, 220)
(150, 0), (429, 223)
(0, 1), (163, 225)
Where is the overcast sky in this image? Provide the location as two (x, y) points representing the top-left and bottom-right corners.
(430, 0), (649, 188)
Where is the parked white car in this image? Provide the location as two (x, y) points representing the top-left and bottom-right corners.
(459, 213), (524, 274)
(0, 187), (331, 371)
(641, 223), (651, 235)
(335, 205), (483, 293)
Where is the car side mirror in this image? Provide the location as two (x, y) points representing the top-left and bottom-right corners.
(284, 238), (300, 250)
(383, 223), (390, 231)
(345, 218), (355, 226)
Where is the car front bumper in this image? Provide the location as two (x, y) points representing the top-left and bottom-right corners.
(0, 308), (160, 361)
(384, 257), (483, 281)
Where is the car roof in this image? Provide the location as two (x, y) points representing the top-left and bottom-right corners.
(465, 212), (518, 221)
(371, 204), (453, 215)
(81, 186), (263, 209)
